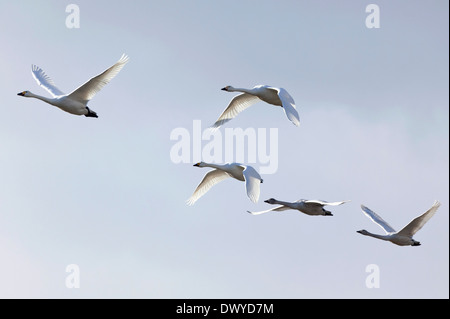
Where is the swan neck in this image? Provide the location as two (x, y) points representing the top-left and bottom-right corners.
(230, 87), (254, 94)
(29, 92), (55, 104)
(272, 199), (295, 208)
(203, 163), (226, 170)
(362, 231), (390, 241)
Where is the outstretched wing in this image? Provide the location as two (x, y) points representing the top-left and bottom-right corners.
(360, 205), (396, 234)
(273, 87), (300, 127)
(242, 165), (262, 203)
(186, 169), (230, 206)
(68, 54), (129, 103)
(31, 65), (65, 97)
(210, 93), (260, 130)
(397, 200), (440, 237)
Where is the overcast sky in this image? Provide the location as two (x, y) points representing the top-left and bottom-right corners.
(0, 0), (448, 298)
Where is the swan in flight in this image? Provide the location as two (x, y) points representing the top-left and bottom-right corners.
(187, 162), (263, 206)
(211, 85), (300, 129)
(17, 54), (129, 118)
(247, 198), (350, 216)
(357, 201), (441, 246)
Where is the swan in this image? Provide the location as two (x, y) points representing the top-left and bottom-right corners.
(247, 198), (350, 216)
(211, 85), (300, 129)
(17, 54), (129, 117)
(187, 162), (263, 205)
(357, 200), (441, 246)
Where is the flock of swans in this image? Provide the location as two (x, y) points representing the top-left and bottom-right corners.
(16, 54), (441, 247)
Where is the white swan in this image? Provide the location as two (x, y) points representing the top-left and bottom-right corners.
(187, 162), (263, 206)
(17, 54), (129, 117)
(211, 85), (300, 129)
(248, 198), (350, 216)
(357, 201), (441, 246)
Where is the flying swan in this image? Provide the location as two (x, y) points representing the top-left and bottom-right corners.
(17, 54), (129, 117)
(211, 85), (300, 129)
(187, 162), (263, 205)
(248, 198), (350, 216)
(357, 200), (441, 246)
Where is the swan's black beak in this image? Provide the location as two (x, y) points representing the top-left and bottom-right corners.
(193, 163), (200, 167)
(221, 87), (227, 91)
(17, 92), (25, 96)
(264, 200), (269, 203)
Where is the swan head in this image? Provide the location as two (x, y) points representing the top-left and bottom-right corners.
(193, 162), (206, 167)
(17, 90), (31, 97)
(221, 86), (234, 92)
(264, 198), (277, 204)
(356, 229), (370, 235)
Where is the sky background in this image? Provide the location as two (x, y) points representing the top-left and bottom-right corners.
(0, 0), (448, 298)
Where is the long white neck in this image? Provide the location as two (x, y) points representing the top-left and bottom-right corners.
(27, 92), (58, 105)
(271, 199), (297, 209)
(360, 230), (391, 241)
(228, 87), (256, 95)
(201, 163), (228, 170)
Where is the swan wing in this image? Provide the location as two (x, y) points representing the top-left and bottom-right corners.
(247, 205), (291, 215)
(397, 200), (440, 237)
(304, 199), (350, 206)
(68, 54), (129, 103)
(242, 165), (262, 203)
(186, 169), (230, 206)
(210, 93), (260, 130)
(273, 87), (300, 127)
(360, 205), (396, 234)
(31, 65), (65, 97)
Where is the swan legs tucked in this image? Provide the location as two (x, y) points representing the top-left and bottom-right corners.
(85, 107), (98, 118)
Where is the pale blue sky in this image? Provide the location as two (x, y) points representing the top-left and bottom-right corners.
(0, 0), (448, 298)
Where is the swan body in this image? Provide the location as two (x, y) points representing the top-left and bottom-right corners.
(187, 162), (263, 205)
(248, 198), (350, 216)
(211, 85), (300, 129)
(357, 201), (441, 246)
(17, 54), (129, 117)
